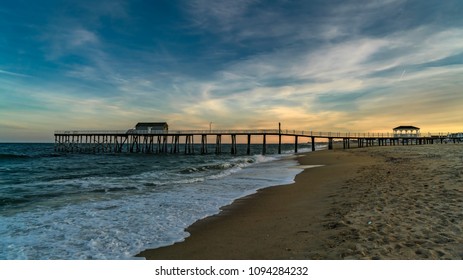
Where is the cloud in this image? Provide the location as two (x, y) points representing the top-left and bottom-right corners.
(83, 0), (129, 19)
(0, 122), (27, 130)
(68, 28), (99, 47)
(36, 0), (133, 87)
(187, 0), (257, 31)
(162, 19), (463, 132)
(35, 0), (463, 133)
(42, 26), (100, 59)
(0, 69), (31, 78)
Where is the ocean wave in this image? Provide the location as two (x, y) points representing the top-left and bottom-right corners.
(0, 143), (309, 259)
(0, 191), (70, 209)
(89, 186), (140, 193)
(178, 158), (253, 174)
(0, 153), (31, 160)
(0, 197), (30, 206)
(0, 181), (142, 211)
(0, 152), (62, 161)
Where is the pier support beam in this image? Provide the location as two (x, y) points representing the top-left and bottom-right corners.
(215, 135), (222, 154)
(343, 138), (350, 149)
(247, 134), (251, 155)
(328, 137), (333, 150)
(172, 135), (179, 153)
(311, 136), (315, 151)
(162, 135), (168, 153)
(294, 136), (298, 153)
(231, 134), (237, 155)
(185, 135), (194, 154)
(262, 134), (267, 155)
(201, 134), (208, 154)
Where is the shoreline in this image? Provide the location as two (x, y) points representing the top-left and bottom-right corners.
(136, 148), (375, 259)
(137, 144), (463, 260)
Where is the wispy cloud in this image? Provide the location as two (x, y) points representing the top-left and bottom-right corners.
(187, 0), (257, 31)
(0, 69), (31, 78)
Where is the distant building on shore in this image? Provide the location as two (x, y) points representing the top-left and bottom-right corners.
(393, 126), (420, 138)
(135, 122), (169, 132)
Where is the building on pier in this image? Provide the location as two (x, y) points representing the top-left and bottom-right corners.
(393, 126), (420, 138)
(134, 122), (168, 132)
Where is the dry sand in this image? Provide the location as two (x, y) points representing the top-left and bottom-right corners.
(137, 144), (463, 260)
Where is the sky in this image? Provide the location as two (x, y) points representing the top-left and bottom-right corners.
(1, 0), (462, 142)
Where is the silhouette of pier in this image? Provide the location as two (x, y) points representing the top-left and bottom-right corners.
(54, 128), (459, 155)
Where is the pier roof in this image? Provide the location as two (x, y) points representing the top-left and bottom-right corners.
(393, 126), (420, 130)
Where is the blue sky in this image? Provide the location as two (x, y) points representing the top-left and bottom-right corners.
(1, 0), (462, 141)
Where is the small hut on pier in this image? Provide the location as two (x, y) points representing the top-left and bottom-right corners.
(393, 126), (420, 138)
(135, 122), (168, 132)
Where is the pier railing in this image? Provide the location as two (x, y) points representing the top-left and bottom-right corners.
(54, 129), (282, 135)
(54, 129), (451, 138)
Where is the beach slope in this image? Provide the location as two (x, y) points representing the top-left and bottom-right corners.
(137, 145), (463, 259)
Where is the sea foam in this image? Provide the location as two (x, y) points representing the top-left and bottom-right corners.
(0, 143), (309, 259)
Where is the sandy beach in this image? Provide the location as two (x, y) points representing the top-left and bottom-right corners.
(137, 144), (463, 260)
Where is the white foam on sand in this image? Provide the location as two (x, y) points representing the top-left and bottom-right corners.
(292, 165), (325, 169)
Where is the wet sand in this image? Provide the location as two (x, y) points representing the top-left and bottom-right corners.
(137, 144), (463, 259)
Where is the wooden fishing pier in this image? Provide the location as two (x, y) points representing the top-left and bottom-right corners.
(54, 127), (458, 155)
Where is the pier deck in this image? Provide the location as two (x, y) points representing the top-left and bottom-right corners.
(54, 129), (459, 154)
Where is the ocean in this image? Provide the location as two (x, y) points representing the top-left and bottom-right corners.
(0, 142), (320, 259)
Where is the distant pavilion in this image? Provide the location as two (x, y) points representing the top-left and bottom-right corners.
(393, 126), (420, 138)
